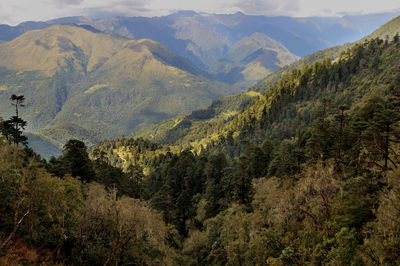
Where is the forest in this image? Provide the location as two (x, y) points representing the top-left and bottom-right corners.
(0, 36), (400, 265)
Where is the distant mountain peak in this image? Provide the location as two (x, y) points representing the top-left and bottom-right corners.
(168, 10), (198, 18)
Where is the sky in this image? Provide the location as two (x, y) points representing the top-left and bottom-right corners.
(1, 0), (400, 25)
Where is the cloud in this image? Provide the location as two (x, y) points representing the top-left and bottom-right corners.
(148, 0), (302, 17)
(54, 0), (85, 6)
(0, 0), (400, 25)
(0, 0), (153, 25)
(230, 0), (301, 15)
(79, 0), (152, 18)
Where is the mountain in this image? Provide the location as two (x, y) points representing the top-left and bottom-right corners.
(88, 34), (400, 265)
(131, 12), (400, 147)
(0, 11), (397, 90)
(91, 11), (398, 89)
(251, 14), (400, 94)
(210, 33), (300, 88)
(131, 16), (400, 152)
(249, 44), (351, 93)
(2, 15), (400, 266)
(362, 15), (400, 40)
(0, 24), (230, 153)
(25, 132), (63, 158)
(26, 123), (103, 158)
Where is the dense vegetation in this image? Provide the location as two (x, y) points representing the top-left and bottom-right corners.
(1, 35), (400, 265)
(134, 91), (260, 147)
(0, 140), (178, 264)
(106, 37), (400, 264)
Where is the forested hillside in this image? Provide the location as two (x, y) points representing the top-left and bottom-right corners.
(1, 25), (400, 266)
(251, 14), (400, 94)
(81, 37), (400, 264)
(134, 91), (261, 146)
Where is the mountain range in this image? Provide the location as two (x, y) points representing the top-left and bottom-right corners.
(0, 11), (399, 158)
(0, 24), (229, 156)
(131, 14), (400, 150)
(87, 16), (400, 265)
(0, 11), (397, 89)
(2, 9), (400, 265)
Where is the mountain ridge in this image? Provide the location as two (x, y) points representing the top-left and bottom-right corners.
(0, 24), (231, 155)
(130, 15), (400, 151)
(1, 11), (397, 89)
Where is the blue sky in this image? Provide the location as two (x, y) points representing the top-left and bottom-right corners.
(1, 0), (399, 25)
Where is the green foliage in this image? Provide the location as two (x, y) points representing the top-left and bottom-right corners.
(0, 139), (177, 265)
(72, 184), (174, 265)
(27, 175), (84, 251)
(60, 139), (95, 182)
(133, 91), (259, 146)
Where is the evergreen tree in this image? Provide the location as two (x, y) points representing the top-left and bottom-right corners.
(233, 155), (254, 205)
(1, 94), (27, 145)
(357, 97), (400, 171)
(126, 163), (145, 198)
(204, 153), (228, 218)
(62, 139), (95, 182)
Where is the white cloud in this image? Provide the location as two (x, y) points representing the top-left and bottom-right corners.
(295, 0), (400, 17)
(229, 0), (301, 16)
(54, 0), (85, 6)
(0, 0), (399, 25)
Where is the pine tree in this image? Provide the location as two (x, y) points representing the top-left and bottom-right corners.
(358, 97), (400, 171)
(233, 155), (254, 205)
(204, 153), (228, 218)
(127, 163), (145, 198)
(62, 139), (95, 182)
(1, 95), (27, 145)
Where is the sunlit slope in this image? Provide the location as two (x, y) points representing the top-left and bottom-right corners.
(0, 25), (231, 142)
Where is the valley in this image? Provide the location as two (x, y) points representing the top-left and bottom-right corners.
(0, 7), (400, 265)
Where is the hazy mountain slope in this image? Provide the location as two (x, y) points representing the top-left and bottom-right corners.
(35, 123), (101, 150)
(0, 25), (230, 153)
(250, 44), (351, 93)
(25, 132), (63, 158)
(84, 11), (399, 90)
(1, 11), (395, 90)
(210, 32), (300, 89)
(131, 15), (400, 148)
(250, 14), (400, 93)
(361, 15), (400, 40)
